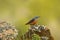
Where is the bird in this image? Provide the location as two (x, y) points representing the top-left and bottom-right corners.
(25, 16), (40, 25)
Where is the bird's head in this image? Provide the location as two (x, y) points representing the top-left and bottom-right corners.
(33, 16), (40, 20)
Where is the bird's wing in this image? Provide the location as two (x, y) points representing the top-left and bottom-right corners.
(26, 19), (35, 25)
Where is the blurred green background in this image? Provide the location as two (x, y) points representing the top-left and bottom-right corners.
(0, 0), (60, 40)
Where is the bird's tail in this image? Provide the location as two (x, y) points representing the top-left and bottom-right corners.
(25, 23), (29, 25)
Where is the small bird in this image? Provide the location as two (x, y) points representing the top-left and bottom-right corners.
(25, 16), (40, 25)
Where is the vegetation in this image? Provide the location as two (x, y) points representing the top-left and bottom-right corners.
(0, 0), (60, 40)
